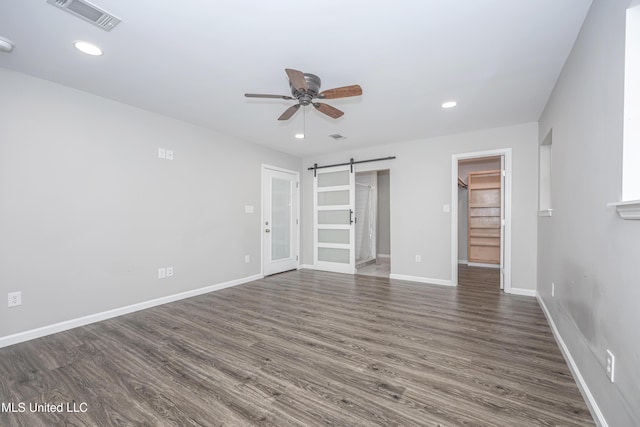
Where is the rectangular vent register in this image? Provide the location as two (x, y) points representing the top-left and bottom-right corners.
(47, 0), (121, 31)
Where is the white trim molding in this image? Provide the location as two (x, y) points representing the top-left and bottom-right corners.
(299, 264), (315, 270)
(537, 296), (608, 427)
(377, 253), (391, 259)
(389, 274), (454, 287)
(608, 200), (640, 220)
(0, 273), (263, 349)
(507, 288), (536, 297)
(458, 259), (468, 265)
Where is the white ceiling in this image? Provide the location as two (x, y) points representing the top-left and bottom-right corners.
(0, 0), (592, 157)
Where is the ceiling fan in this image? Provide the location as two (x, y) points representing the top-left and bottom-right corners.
(245, 69), (363, 120)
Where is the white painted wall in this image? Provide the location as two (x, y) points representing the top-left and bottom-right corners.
(302, 123), (539, 291)
(0, 68), (301, 339)
(537, 0), (640, 425)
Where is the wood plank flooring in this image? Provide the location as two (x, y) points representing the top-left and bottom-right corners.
(0, 266), (594, 426)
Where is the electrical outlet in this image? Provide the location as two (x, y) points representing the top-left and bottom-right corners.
(552, 282), (555, 297)
(166, 267), (174, 277)
(606, 349), (615, 382)
(8, 292), (21, 307)
(245, 255), (251, 263)
(443, 204), (450, 213)
(166, 150), (174, 160)
(158, 148), (166, 159)
(415, 255), (422, 263)
(158, 268), (166, 279)
(245, 205), (254, 214)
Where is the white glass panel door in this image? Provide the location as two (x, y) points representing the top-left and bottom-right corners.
(313, 165), (355, 274)
(263, 167), (298, 276)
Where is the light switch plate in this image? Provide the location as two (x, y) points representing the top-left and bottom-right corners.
(158, 148), (166, 159)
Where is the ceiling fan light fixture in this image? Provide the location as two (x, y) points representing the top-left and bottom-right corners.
(0, 37), (15, 53)
(74, 41), (103, 56)
(295, 133), (305, 139)
(442, 101), (457, 109)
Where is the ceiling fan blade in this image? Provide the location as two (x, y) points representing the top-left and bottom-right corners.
(313, 102), (344, 119)
(245, 93), (294, 100)
(278, 104), (301, 120)
(319, 85), (363, 99)
(285, 68), (308, 92)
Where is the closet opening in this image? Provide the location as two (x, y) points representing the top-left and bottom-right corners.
(355, 169), (390, 277)
(452, 149), (511, 293)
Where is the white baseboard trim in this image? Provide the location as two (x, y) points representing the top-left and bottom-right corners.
(389, 274), (454, 287)
(0, 273), (263, 349)
(467, 262), (500, 269)
(507, 288), (536, 297)
(377, 253), (390, 259)
(537, 295), (607, 427)
(458, 259), (468, 265)
(299, 264), (315, 270)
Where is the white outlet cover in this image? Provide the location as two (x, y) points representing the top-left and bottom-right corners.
(8, 291), (22, 307)
(166, 150), (174, 160)
(415, 255), (422, 262)
(166, 267), (174, 277)
(606, 349), (615, 382)
(245, 255), (250, 263)
(158, 267), (166, 279)
(245, 205), (254, 214)
(158, 148), (166, 159)
(443, 204), (450, 213)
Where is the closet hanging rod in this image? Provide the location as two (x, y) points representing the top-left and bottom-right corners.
(308, 156), (396, 176)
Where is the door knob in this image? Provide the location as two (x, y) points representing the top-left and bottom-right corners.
(265, 229), (271, 233)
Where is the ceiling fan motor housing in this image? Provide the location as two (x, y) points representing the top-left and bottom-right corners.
(291, 73), (321, 104)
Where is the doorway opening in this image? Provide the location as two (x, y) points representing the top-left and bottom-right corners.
(355, 170), (390, 278)
(452, 149), (512, 292)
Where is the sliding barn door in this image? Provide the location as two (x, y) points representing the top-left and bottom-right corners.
(313, 166), (356, 274)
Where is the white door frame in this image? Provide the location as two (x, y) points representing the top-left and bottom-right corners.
(451, 148), (512, 293)
(261, 164), (300, 277)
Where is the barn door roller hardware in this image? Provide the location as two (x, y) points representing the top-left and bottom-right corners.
(308, 156), (396, 177)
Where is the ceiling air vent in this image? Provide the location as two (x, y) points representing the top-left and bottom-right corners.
(328, 134), (347, 140)
(47, 0), (121, 31)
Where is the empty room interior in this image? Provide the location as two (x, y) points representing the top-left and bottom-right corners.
(1, 0), (639, 426)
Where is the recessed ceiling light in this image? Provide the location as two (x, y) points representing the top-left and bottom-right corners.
(295, 133), (305, 139)
(0, 37), (15, 53)
(74, 41), (103, 56)
(442, 101), (457, 109)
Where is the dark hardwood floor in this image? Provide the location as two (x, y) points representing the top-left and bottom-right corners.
(0, 266), (594, 426)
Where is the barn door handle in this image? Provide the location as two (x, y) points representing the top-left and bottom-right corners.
(350, 209), (354, 225)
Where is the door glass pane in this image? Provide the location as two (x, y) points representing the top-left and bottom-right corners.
(318, 170), (350, 187)
(318, 229), (350, 244)
(318, 210), (350, 225)
(318, 248), (350, 263)
(271, 177), (291, 261)
(318, 190), (349, 206)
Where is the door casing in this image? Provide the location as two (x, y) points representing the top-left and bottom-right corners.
(451, 149), (512, 293)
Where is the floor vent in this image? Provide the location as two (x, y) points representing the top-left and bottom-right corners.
(329, 134), (347, 140)
(47, 0), (121, 31)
